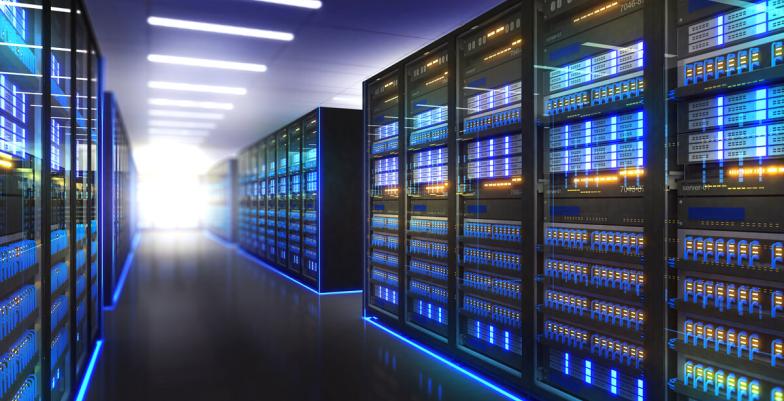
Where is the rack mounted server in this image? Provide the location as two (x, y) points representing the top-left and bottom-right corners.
(237, 108), (363, 293)
(362, 1), (784, 401)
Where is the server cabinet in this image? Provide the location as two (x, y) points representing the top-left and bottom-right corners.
(237, 149), (251, 250)
(204, 159), (238, 242)
(235, 108), (363, 293)
(668, 2), (784, 401)
(366, 71), (402, 317)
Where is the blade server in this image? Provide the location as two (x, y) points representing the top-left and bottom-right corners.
(236, 108), (363, 293)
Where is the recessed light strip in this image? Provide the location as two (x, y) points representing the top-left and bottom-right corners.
(149, 98), (234, 110)
(253, 0), (322, 9)
(149, 109), (225, 120)
(148, 81), (247, 95)
(148, 54), (267, 72)
(147, 17), (294, 41)
(149, 120), (217, 129)
(149, 127), (211, 136)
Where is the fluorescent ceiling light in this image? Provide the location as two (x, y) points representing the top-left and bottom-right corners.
(253, 0), (322, 9)
(147, 17), (294, 41)
(148, 54), (267, 72)
(149, 127), (211, 137)
(149, 98), (234, 110)
(149, 109), (225, 120)
(149, 120), (218, 129)
(148, 81), (247, 95)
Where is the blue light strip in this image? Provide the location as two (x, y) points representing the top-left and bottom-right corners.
(104, 232), (141, 311)
(364, 317), (525, 401)
(74, 340), (104, 401)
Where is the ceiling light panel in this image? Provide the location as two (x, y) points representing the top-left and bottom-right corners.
(253, 0), (322, 9)
(148, 127), (211, 136)
(148, 54), (267, 72)
(149, 120), (218, 129)
(149, 110), (225, 120)
(149, 98), (234, 110)
(148, 81), (247, 95)
(147, 17), (294, 41)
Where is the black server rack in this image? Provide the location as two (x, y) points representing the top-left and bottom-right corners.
(238, 150), (252, 251)
(668, 3), (784, 401)
(204, 159), (238, 242)
(235, 108), (363, 293)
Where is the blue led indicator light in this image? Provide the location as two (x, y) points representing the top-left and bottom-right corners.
(610, 369), (618, 395)
(564, 352), (570, 375)
(584, 360), (592, 384)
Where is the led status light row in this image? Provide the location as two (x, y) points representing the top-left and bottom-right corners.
(410, 280), (448, 304)
(681, 361), (771, 401)
(554, 351), (645, 401)
(371, 233), (398, 251)
(464, 104), (521, 135)
(409, 123), (447, 147)
(545, 225), (645, 255)
(683, 279), (783, 318)
(463, 246), (521, 271)
(374, 285), (399, 305)
(410, 259), (448, 281)
(549, 140), (643, 173)
(548, 111), (644, 151)
(683, 235), (782, 268)
(409, 239), (448, 259)
(685, 123), (784, 163)
(686, 85), (784, 132)
(372, 137), (398, 155)
(466, 82), (521, 116)
(377, 121), (398, 140)
(409, 217), (448, 236)
(545, 289), (645, 330)
(412, 299), (447, 325)
(371, 250), (398, 268)
(371, 268), (398, 286)
(682, 319), (783, 364)
(683, 45), (767, 86)
(50, 295), (66, 329)
(463, 270), (521, 300)
(0, 330), (37, 399)
(412, 106), (447, 130)
(544, 258), (645, 296)
(467, 317), (520, 353)
(463, 219), (521, 242)
(463, 295), (521, 328)
(0, 239), (37, 282)
(0, 286), (37, 341)
(549, 41), (644, 93)
(545, 76), (644, 117)
(685, 1), (783, 54)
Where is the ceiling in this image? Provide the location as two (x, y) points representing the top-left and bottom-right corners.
(83, 0), (505, 163)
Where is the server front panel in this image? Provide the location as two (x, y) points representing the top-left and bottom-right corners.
(405, 46), (451, 339)
(303, 114), (319, 282)
(670, 2), (784, 401)
(456, 6), (525, 372)
(535, 2), (651, 401)
(266, 136), (277, 262)
(288, 123), (303, 274)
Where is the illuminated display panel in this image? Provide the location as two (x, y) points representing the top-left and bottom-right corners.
(405, 45), (450, 338)
(672, 1), (784, 401)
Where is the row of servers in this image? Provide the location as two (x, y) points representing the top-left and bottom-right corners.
(0, 0), (110, 400)
(363, 2), (784, 401)
(234, 107), (363, 293)
(204, 159), (237, 242)
(101, 92), (138, 308)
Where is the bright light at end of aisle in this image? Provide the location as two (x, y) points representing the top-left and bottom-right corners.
(135, 143), (211, 229)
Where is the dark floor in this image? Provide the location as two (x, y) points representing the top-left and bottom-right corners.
(86, 230), (512, 401)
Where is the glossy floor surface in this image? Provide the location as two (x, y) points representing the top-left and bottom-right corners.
(86, 230), (512, 401)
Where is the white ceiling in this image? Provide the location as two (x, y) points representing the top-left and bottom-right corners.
(83, 0), (505, 163)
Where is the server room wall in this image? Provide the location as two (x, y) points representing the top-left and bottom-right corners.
(363, 1), (784, 401)
(0, 0), (122, 400)
(230, 107), (364, 293)
(101, 92), (139, 308)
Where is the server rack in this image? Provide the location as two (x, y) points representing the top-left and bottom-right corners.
(101, 92), (138, 310)
(235, 108), (363, 293)
(204, 159), (238, 242)
(0, 1), (107, 400)
(668, 3), (784, 401)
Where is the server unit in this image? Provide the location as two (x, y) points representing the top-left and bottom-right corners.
(236, 108), (363, 293)
(0, 1), (108, 400)
(669, 2), (784, 401)
(204, 159), (238, 242)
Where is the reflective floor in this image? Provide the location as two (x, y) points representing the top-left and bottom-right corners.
(86, 230), (512, 401)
